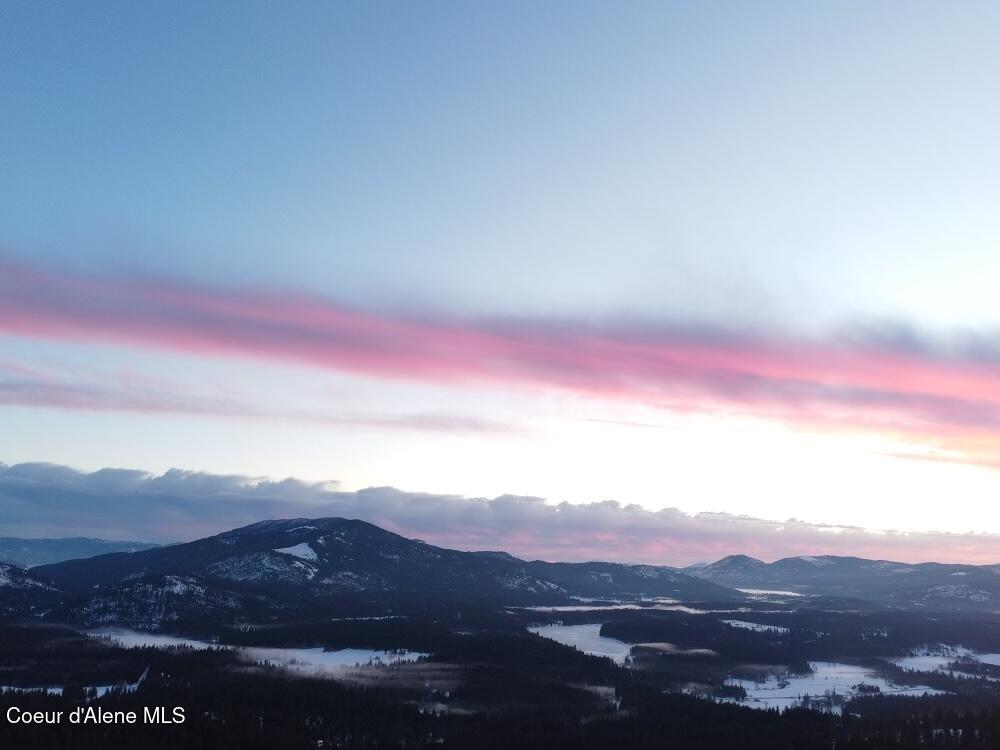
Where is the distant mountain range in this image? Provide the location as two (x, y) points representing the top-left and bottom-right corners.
(35, 517), (732, 601)
(1, 519), (998, 629)
(685, 554), (1000, 609)
(0, 537), (159, 568)
(0, 518), (736, 628)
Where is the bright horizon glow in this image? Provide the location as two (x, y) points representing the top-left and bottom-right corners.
(4, 325), (1000, 541)
(2, 459), (999, 567)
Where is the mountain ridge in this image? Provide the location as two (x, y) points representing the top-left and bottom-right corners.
(6, 519), (999, 629)
(686, 553), (1000, 609)
(35, 516), (736, 604)
(0, 536), (160, 568)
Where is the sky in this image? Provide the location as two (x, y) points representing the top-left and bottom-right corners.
(2, 3), (1000, 562)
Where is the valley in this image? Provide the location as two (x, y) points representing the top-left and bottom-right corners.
(3, 518), (1000, 746)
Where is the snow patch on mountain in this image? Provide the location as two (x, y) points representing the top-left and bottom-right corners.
(274, 543), (318, 562)
(292, 560), (317, 580)
(208, 552), (317, 583)
(76, 575), (241, 628)
(319, 571), (386, 591)
(925, 585), (991, 602)
(0, 563), (51, 590)
(632, 565), (676, 580)
(495, 573), (565, 593)
(164, 575), (205, 596)
(796, 556), (834, 566)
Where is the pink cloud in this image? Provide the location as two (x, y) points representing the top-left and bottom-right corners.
(0, 365), (511, 434)
(5, 256), (1000, 465)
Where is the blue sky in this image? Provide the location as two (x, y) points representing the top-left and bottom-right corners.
(6, 2), (999, 323)
(3, 3), (1000, 555)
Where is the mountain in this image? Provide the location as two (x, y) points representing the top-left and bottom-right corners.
(9, 519), (1000, 628)
(72, 573), (291, 628)
(0, 561), (53, 590)
(0, 562), (63, 617)
(527, 560), (730, 600)
(36, 518), (738, 607)
(684, 555), (770, 587)
(0, 536), (159, 568)
(687, 554), (1000, 610)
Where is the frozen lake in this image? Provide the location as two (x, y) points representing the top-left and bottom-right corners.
(528, 623), (632, 665)
(726, 661), (943, 713)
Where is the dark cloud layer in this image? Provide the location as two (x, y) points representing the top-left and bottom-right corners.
(0, 462), (996, 566)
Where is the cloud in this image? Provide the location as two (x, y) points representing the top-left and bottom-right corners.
(5, 255), (1000, 466)
(0, 369), (512, 435)
(0, 461), (996, 566)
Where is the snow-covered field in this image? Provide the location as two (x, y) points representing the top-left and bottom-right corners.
(890, 646), (1000, 676)
(726, 661), (943, 713)
(240, 646), (425, 674)
(891, 653), (957, 672)
(529, 623), (953, 713)
(523, 604), (651, 612)
(736, 589), (804, 597)
(86, 629), (426, 676)
(528, 623), (633, 665)
(88, 629), (218, 650)
(1, 666), (149, 699)
(521, 603), (708, 614)
(721, 619), (790, 634)
(0, 684), (65, 695)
